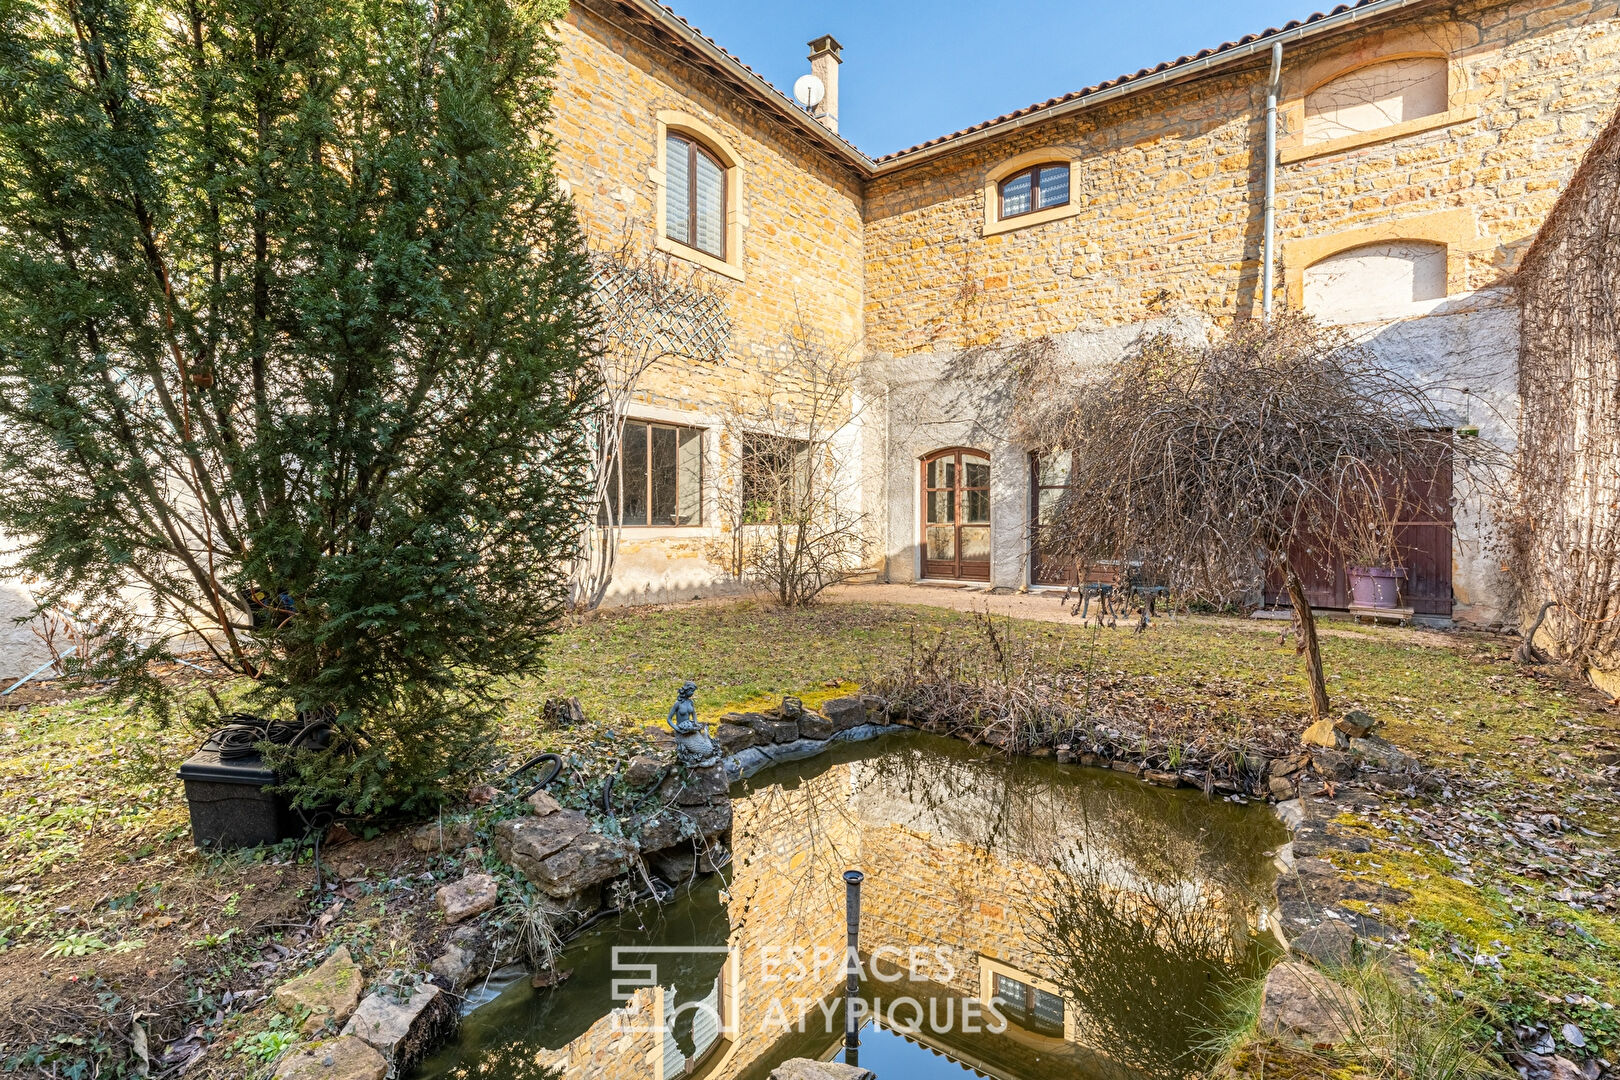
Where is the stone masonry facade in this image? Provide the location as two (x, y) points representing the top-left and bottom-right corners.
(530, 0), (1620, 633)
(0, 0), (1611, 674)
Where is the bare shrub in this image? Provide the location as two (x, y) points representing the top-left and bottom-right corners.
(712, 316), (869, 608)
(1013, 312), (1500, 721)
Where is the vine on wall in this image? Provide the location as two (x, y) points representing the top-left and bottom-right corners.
(1513, 107), (1620, 674)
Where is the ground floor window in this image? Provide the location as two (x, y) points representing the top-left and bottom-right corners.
(610, 420), (703, 527)
(739, 433), (811, 524)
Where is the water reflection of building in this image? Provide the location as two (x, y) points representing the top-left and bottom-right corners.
(417, 734), (1282, 1080)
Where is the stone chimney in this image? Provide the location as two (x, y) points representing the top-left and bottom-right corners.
(807, 34), (842, 133)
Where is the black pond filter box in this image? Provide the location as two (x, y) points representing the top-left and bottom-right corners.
(177, 741), (299, 849)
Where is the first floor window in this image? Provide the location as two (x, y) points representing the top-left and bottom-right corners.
(739, 433), (811, 524)
(665, 132), (727, 258)
(993, 971), (1065, 1037)
(999, 163), (1070, 220)
(610, 420), (703, 527)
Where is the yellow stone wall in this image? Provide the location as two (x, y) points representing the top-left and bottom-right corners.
(862, 0), (1620, 356)
(547, 1), (870, 601)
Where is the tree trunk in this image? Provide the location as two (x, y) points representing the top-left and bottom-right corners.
(1284, 564), (1331, 722)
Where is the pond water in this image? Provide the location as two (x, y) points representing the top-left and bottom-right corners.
(412, 731), (1287, 1080)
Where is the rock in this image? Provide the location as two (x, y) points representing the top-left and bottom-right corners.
(429, 942), (477, 990)
(526, 790), (563, 816)
(650, 845), (697, 884)
(1302, 719), (1348, 751)
(632, 808), (692, 853)
(1110, 760), (1142, 777)
(530, 966), (572, 989)
(1055, 745), (1074, 763)
(1309, 748), (1357, 779)
(273, 946), (365, 1035)
(769, 1059), (876, 1080)
(860, 695), (888, 722)
(745, 713), (800, 744)
(1336, 710), (1378, 739)
(622, 754), (669, 788)
(436, 872), (498, 924)
(796, 713), (836, 740)
(1348, 735), (1416, 772)
(820, 697), (867, 731)
(1271, 754), (1310, 778)
(1258, 961), (1360, 1043)
(667, 764), (728, 806)
(431, 926), (490, 990)
(1268, 774), (1298, 799)
(1288, 921), (1357, 967)
(342, 984), (457, 1072)
(687, 800), (732, 838)
(1143, 769), (1183, 788)
(410, 818), (475, 853)
(779, 696), (806, 719)
(542, 696), (586, 728)
(493, 813), (632, 899)
(711, 723), (757, 754)
(270, 1035), (388, 1080)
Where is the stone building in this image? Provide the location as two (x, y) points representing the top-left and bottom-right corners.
(545, 0), (1620, 628)
(2, 0), (1615, 676)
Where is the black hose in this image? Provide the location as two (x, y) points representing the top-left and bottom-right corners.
(601, 765), (675, 816)
(504, 752), (564, 801)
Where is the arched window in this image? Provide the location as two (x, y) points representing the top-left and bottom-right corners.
(1303, 240), (1446, 322)
(998, 162), (1070, 220)
(664, 132), (726, 259)
(1304, 56), (1447, 145)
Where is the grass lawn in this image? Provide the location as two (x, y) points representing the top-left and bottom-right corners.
(1, 595), (1616, 1075)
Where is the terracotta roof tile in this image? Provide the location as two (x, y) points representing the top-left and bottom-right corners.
(872, 0), (1388, 163)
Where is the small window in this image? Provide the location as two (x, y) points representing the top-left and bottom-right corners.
(999, 163), (1070, 220)
(609, 420), (703, 527)
(1304, 57), (1448, 145)
(993, 972), (1065, 1037)
(739, 433), (811, 524)
(665, 133), (726, 258)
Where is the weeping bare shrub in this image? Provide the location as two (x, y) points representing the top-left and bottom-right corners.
(1015, 312), (1492, 721)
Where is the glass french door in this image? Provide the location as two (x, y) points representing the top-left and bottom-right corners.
(922, 448), (991, 581)
(1030, 450), (1079, 586)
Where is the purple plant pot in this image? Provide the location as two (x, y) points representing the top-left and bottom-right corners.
(1348, 566), (1407, 609)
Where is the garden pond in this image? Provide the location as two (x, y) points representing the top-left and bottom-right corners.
(412, 731), (1287, 1080)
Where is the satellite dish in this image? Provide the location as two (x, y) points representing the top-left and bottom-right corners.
(794, 73), (826, 109)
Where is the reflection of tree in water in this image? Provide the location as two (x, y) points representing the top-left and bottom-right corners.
(1029, 825), (1273, 1080)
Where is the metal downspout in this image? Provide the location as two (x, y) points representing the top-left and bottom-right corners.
(1263, 41), (1283, 322)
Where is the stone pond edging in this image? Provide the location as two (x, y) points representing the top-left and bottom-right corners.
(268, 694), (1424, 1075)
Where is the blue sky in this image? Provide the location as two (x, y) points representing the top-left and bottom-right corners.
(663, 0), (1322, 156)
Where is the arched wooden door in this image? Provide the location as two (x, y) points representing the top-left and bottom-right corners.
(922, 448), (991, 581)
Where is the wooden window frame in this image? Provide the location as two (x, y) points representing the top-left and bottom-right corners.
(610, 419), (705, 529)
(997, 162), (1070, 222)
(665, 132), (727, 260)
(992, 971), (1066, 1038)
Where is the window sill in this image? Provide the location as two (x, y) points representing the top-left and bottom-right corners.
(655, 234), (744, 282)
(618, 525), (718, 540)
(1280, 105), (1476, 164)
(982, 200), (1082, 238)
